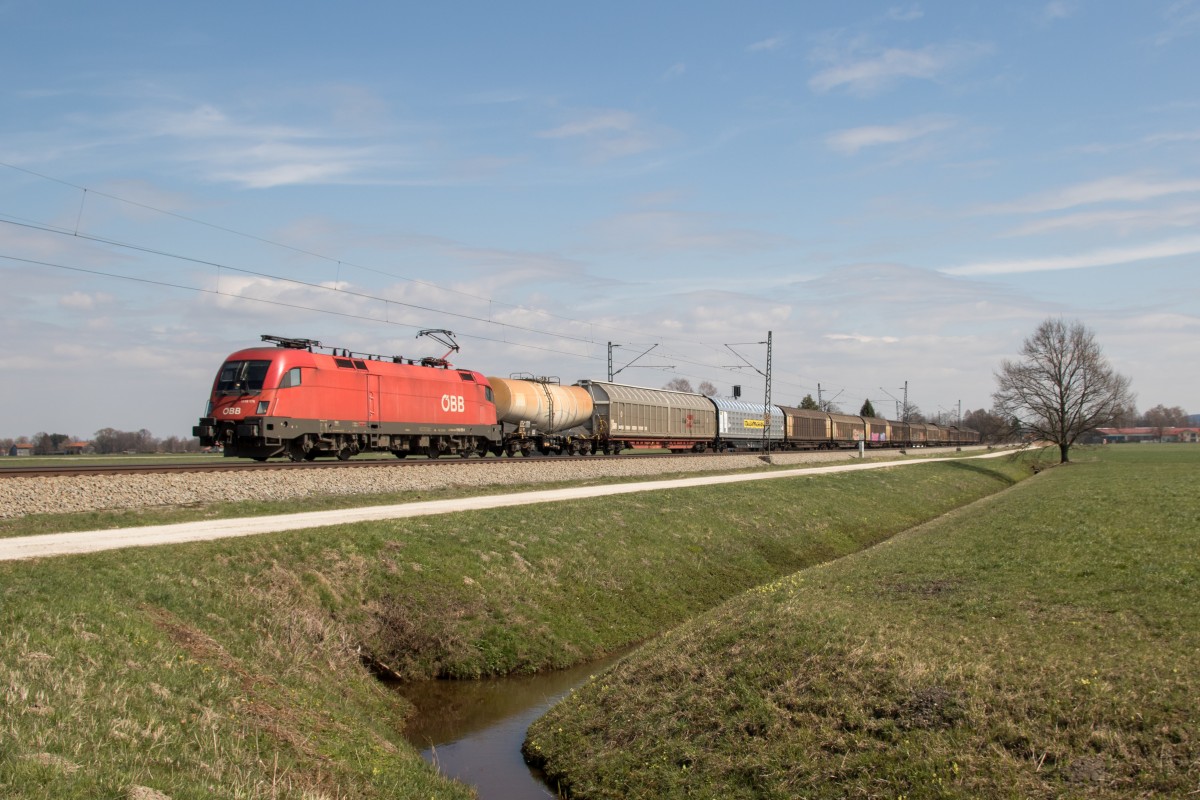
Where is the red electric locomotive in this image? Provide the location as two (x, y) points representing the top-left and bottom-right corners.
(193, 334), (502, 460)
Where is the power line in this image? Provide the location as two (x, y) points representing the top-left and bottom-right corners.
(0, 159), (665, 343)
(0, 161), (822, 395)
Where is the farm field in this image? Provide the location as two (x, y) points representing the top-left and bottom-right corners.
(527, 445), (1200, 799)
(0, 450), (1031, 798)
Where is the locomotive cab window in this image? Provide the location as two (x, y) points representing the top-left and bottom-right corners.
(217, 360), (271, 395)
(279, 367), (302, 389)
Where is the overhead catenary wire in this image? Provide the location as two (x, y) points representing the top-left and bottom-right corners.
(0, 161), (826, 401)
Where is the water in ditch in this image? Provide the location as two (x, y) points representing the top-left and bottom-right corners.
(399, 650), (630, 799)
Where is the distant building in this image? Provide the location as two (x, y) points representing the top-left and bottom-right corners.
(60, 441), (92, 455)
(1091, 427), (1200, 444)
(8, 444), (34, 457)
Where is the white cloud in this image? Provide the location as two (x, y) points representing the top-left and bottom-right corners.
(942, 235), (1200, 276)
(662, 62), (687, 80)
(58, 290), (113, 310)
(1040, 1), (1079, 23)
(536, 109), (666, 162)
(1004, 204), (1200, 236)
(808, 42), (992, 96)
(981, 174), (1200, 214)
(1152, 0), (1200, 45)
(1143, 129), (1200, 145)
(538, 110), (638, 140)
(886, 5), (924, 22)
(826, 115), (955, 155)
(748, 34), (787, 53)
(823, 333), (900, 344)
(588, 210), (789, 254)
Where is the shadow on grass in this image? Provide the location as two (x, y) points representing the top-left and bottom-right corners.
(940, 453), (1031, 486)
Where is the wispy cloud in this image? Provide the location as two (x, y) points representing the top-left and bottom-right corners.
(538, 110), (639, 140)
(808, 41), (992, 96)
(886, 5), (924, 22)
(826, 114), (955, 154)
(1004, 204), (1200, 236)
(588, 209), (789, 254)
(942, 235), (1200, 276)
(1144, 129), (1200, 145)
(1039, 1), (1079, 23)
(662, 62), (687, 80)
(748, 34), (787, 53)
(537, 109), (665, 162)
(980, 174), (1200, 214)
(1151, 0), (1200, 45)
(823, 332), (900, 344)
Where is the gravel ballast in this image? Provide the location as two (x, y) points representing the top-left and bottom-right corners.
(0, 451), (881, 520)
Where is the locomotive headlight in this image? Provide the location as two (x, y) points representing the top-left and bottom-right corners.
(256, 401), (270, 415)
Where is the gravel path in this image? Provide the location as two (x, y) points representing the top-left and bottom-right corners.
(0, 451), (883, 520)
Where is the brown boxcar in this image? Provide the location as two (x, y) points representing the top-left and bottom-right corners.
(862, 416), (891, 445)
(828, 413), (867, 447)
(778, 406), (831, 448)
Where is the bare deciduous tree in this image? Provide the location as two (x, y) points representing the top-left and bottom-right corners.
(993, 318), (1135, 463)
(1140, 404), (1189, 440)
(962, 408), (1009, 443)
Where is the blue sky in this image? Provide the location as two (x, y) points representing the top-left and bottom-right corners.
(2, 1), (1198, 439)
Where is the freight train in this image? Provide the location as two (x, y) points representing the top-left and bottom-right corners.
(193, 334), (980, 460)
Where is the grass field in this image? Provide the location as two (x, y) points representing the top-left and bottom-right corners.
(0, 452), (1031, 798)
(526, 445), (1200, 799)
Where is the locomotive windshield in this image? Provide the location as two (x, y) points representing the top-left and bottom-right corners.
(216, 360), (271, 395)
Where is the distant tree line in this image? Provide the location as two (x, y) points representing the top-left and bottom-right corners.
(1, 428), (202, 455)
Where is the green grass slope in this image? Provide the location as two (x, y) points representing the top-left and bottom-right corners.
(526, 445), (1200, 799)
(1, 454), (1029, 798)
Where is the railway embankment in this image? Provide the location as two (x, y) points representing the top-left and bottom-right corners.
(0, 448), (924, 521)
(3, 449), (1040, 798)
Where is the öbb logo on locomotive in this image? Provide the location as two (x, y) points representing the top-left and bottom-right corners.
(193, 333), (980, 461)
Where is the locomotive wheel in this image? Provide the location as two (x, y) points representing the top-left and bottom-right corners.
(336, 447), (352, 461)
(286, 440), (306, 462)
